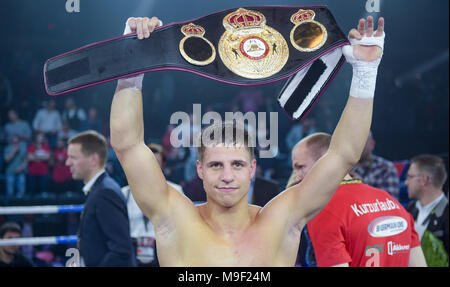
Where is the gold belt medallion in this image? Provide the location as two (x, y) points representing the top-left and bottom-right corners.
(290, 9), (327, 52)
(218, 8), (289, 79)
(179, 23), (216, 66)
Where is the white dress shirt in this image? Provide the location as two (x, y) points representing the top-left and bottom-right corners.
(82, 169), (106, 195)
(414, 193), (445, 240)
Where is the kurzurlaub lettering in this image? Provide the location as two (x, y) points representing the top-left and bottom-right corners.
(350, 198), (400, 217)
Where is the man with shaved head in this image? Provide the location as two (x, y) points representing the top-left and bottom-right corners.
(291, 133), (426, 267)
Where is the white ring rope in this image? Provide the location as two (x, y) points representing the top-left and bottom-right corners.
(0, 205), (82, 246)
(0, 235), (78, 246)
(0, 205), (83, 215)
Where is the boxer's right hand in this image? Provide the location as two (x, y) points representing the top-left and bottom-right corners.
(117, 17), (163, 90)
(125, 17), (163, 39)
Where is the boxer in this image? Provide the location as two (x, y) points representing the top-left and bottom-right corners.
(110, 15), (384, 266)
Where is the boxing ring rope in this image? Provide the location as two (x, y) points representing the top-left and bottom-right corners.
(0, 236), (78, 246)
(0, 204), (83, 215)
(0, 204), (83, 246)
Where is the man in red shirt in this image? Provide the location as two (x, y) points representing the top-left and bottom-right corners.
(291, 133), (426, 267)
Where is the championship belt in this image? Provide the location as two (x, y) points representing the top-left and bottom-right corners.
(44, 6), (349, 121)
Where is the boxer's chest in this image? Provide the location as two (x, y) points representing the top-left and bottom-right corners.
(190, 231), (275, 266)
(158, 221), (294, 266)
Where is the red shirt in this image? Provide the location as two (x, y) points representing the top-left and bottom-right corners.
(52, 148), (72, 182)
(27, 144), (50, 176)
(307, 180), (420, 267)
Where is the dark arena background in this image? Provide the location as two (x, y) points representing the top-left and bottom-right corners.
(0, 0), (448, 275)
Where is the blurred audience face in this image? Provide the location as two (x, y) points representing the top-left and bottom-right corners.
(197, 144), (256, 208)
(0, 230), (21, 258)
(56, 138), (66, 149)
(405, 162), (424, 200)
(47, 100), (56, 111)
(65, 97), (75, 109)
(291, 141), (316, 185)
(62, 121), (70, 131)
(7, 110), (19, 122)
(88, 108), (97, 120)
(66, 143), (96, 183)
(35, 132), (46, 145)
(10, 135), (20, 145)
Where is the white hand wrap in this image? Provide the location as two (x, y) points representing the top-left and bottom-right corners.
(342, 32), (385, 99)
(117, 18), (163, 91)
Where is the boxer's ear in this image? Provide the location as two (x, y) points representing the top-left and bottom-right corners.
(250, 159), (257, 179)
(196, 160), (204, 180)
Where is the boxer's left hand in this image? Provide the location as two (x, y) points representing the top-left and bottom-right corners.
(348, 16), (384, 62)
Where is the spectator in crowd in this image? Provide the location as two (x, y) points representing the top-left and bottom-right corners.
(406, 154), (449, 266)
(0, 222), (34, 267)
(57, 120), (78, 142)
(290, 133), (426, 267)
(27, 132), (51, 196)
(122, 143), (183, 266)
(49, 138), (74, 194)
(66, 130), (136, 266)
(351, 131), (400, 200)
(32, 99), (62, 150)
(3, 135), (28, 203)
(3, 109), (32, 142)
(62, 97), (87, 131)
(79, 107), (103, 133)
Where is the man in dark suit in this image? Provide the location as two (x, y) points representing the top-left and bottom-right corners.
(66, 130), (136, 266)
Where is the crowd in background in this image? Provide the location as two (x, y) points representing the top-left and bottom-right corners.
(0, 73), (448, 267)
(0, 88), (335, 206)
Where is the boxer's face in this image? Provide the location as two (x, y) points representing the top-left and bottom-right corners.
(197, 143), (256, 208)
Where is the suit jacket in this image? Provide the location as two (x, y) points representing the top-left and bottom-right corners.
(407, 196), (449, 254)
(78, 172), (137, 266)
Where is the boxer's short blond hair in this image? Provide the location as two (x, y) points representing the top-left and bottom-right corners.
(197, 121), (255, 163)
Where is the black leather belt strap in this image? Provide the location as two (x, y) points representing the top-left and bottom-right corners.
(44, 5), (349, 121)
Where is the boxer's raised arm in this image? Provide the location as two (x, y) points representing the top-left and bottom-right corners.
(262, 17), (385, 228)
(295, 17), (384, 223)
(110, 17), (172, 224)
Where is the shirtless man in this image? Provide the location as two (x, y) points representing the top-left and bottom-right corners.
(110, 15), (385, 266)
